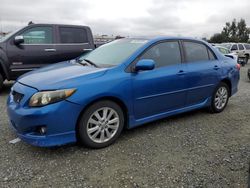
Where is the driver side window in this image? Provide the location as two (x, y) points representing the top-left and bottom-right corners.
(140, 41), (181, 68)
(21, 26), (53, 44)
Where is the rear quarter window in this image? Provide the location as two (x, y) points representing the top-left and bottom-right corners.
(59, 27), (88, 43)
(244, 44), (250, 50)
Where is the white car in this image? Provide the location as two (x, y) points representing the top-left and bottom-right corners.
(221, 43), (250, 64)
(214, 46), (238, 61)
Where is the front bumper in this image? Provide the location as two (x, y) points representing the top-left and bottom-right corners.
(7, 82), (82, 147)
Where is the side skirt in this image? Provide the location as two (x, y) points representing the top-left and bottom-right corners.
(128, 97), (211, 129)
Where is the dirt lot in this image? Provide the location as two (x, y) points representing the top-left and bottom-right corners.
(0, 64), (249, 188)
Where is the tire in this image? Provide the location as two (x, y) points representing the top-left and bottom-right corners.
(77, 100), (124, 149)
(245, 55), (249, 64)
(0, 73), (3, 91)
(248, 69), (250, 81)
(209, 82), (230, 113)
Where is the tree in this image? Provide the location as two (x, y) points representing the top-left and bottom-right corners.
(209, 33), (226, 43)
(209, 18), (250, 43)
(229, 19), (238, 42)
(221, 22), (230, 41)
(237, 19), (250, 42)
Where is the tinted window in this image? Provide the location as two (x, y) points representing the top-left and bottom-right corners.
(59, 27), (88, 43)
(231, 44), (238, 51)
(184, 42), (209, 62)
(22, 27), (53, 44)
(244, 44), (250, 50)
(140, 41), (181, 68)
(238, 44), (244, 50)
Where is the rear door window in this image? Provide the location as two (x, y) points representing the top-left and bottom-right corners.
(183, 41), (210, 62)
(244, 44), (250, 50)
(59, 27), (88, 44)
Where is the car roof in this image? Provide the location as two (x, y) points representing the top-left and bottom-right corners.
(126, 36), (209, 45)
(27, 23), (90, 28)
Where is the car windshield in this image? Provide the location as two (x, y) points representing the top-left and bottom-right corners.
(216, 46), (230, 55)
(0, 28), (20, 42)
(79, 39), (148, 67)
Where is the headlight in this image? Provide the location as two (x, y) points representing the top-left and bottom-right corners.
(29, 89), (76, 107)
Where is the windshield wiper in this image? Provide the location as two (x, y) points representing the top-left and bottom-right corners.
(83, 59), (99, 68)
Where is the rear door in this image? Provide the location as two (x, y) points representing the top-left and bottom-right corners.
(183, 41), (220, 106)
(54, 26), (94, 62)
(132, 41), (188, 119)
(7, 25), (57, 78)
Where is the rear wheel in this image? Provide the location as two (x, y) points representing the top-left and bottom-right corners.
(245, 55), (249, 64)
(77, 100), (124, 148)
(209, 82), (230, 113)
(0, 73), (3, 91)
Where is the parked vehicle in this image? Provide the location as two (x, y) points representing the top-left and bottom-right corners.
(0, 23), (95, 90)
(214, 45), (238, 61)
(7, 37), (240, 148)
(221, 43), (250, 65)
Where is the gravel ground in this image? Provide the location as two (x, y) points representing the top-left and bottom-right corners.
(0, 64), (250, 188)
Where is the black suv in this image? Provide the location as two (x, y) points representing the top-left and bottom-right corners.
(0, 24), (95, 89)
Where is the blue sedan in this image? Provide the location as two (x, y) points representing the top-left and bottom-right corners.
(7, 37), (240, 148)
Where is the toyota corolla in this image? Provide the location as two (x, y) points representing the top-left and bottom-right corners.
(7, 37), (240, 148)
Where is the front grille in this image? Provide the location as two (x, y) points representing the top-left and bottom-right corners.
(12, 90), (24, 104)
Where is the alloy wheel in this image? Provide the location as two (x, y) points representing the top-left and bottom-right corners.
(86, 107), (120, 143)
(214, 86), (228, 110)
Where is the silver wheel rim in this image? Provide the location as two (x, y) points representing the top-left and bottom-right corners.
(87, 107), (119, 143)
(214, 86), (228, 110)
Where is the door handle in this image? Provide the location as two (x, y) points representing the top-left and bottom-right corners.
(44, 48), (56, 52)
(83, 48), (93, 51)
(177, 70), (186, 75)
(214, 65), (220, 70)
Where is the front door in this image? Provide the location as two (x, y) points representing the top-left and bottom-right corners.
(7, 25), (57, 78)
(132, 41), (188, 120)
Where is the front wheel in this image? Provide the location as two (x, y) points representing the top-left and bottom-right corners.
(245, 55), (249, 64)
(77, 100), (124, 148)
(209, 83), (230, 113)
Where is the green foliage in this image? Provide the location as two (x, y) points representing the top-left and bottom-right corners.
(209, 18), (250, 43)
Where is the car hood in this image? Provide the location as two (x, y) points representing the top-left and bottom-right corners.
(18, 61), (107, 90)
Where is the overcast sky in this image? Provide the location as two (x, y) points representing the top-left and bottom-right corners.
(0, 0), (249, 38)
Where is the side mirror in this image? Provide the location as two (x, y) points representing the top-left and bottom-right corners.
(134, 59), (155, 72)
(14, 35), (24, 45)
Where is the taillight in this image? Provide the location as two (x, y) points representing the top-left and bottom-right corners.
(236, 64), (241, 70)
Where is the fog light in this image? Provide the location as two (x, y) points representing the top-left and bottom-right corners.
(39, 127), (47, 135)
